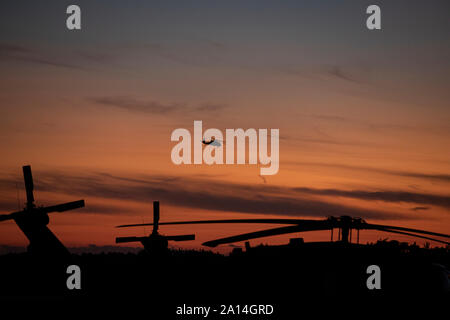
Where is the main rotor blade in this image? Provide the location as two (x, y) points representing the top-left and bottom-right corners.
(363, 223), (450, 239)
(0, 211), (22, 222)
(0, 201), (84, 219)
(375, 227), (450, 245)
(0, 214), (14, 222)
(202, 223), (331, 247)
(116, 218), (317, 228)
(22, 165), (34, 205)
(42, 200), (85, 214)
(164, 234), (195, 241)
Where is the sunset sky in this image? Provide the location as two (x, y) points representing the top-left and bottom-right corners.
(0, 0), (449, 252)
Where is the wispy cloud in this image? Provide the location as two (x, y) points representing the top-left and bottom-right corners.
(293, 187), (450, 209)
(90, 96), (184, 114)
(411, 206), (429, 211)
(0, 43), (86, 70)
(326, 65), (360, 83)
(194, 103), (226, 112)
(0, 43), (119, 71)
(141, 39), (228, 67)
(306, 113), (450, 135)
(89, 96), (226, 115)
(284, 136), (365, 147)
(0, 170), (435, 221)
(289, 161), (450, 184)
(276, 64), (368, 85)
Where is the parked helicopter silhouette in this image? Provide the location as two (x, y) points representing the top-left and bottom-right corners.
(117, 214), (450, 248)
(0, 165), (85, 257)
(115, 201), (195, 254)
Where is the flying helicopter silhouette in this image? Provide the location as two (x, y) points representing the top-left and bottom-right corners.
(117, 208), (450, 249)
(202, 136), (215, 145)
(115, 201), (195, 254)
(202, 136), (223, 147)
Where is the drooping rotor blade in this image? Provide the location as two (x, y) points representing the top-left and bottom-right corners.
(0, 211), (23, 222)
(0, 213), (14, 222)
(42, 200), (85, 214)
(164, 234), (195, 241)
(363, 223), (450, 239)
(116, 218), (318, 228)
(22, 165), (34, 206)
(0, 201), (84, 220)
(374, 227), (450, 245)
(153, 201), (159, 233)
(116, 236), (146, 244)
(202, 222), (331, 247)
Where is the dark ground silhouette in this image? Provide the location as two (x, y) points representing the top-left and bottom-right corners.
(0, 240), (448, 314)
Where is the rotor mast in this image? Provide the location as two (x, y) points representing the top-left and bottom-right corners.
(23, 165), (35, 211)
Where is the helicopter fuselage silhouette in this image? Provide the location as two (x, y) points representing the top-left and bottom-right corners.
(115, 201), (195, 254)
(0, 165), (85, 258)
